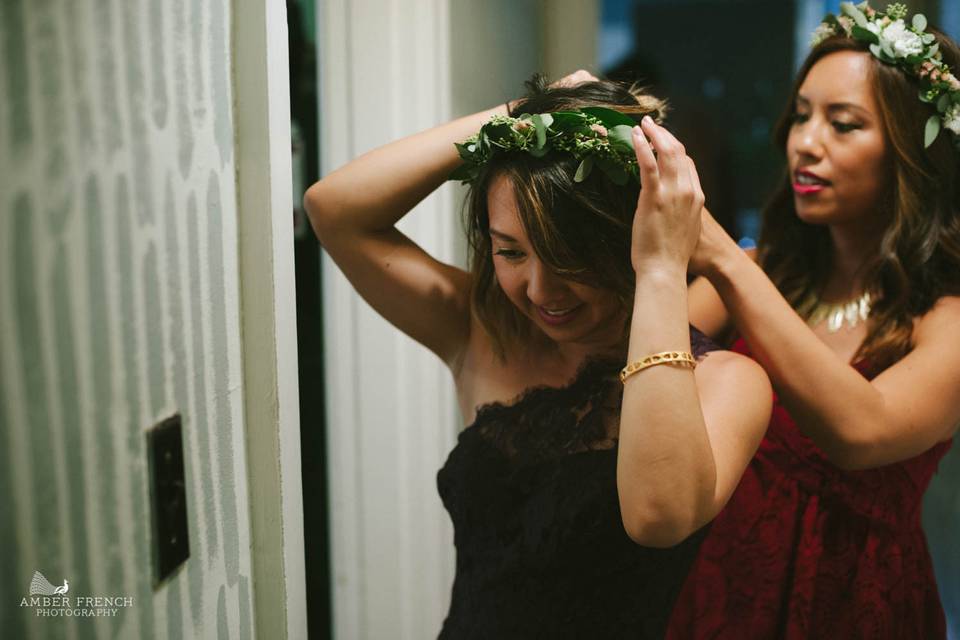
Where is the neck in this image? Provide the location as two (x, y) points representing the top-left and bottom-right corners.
(539, 311), (630, 370)
(823, 215), (886, 300)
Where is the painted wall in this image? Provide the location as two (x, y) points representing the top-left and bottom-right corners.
(0, 0), (255, 638)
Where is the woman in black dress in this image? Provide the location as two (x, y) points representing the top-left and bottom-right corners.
(304, 73), (772, 638)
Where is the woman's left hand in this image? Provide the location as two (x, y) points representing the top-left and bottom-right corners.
(688, 206), (741, 277)
(630, 117), (704, 276)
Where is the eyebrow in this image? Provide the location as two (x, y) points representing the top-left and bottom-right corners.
(796, 95), (872, 118)
(489, 229), (518, 242)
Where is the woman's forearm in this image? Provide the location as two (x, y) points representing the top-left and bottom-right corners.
(706, 247), (886, 467)
(617, 267), (717, 547)
(304, 104), (507, 235)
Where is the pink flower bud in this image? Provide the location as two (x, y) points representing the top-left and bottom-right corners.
(589, 123), (608, 137)
(514, 120), (531, 131)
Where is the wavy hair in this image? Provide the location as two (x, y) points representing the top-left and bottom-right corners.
(464, 76), (666, 363)
(760, 31), (960, 371)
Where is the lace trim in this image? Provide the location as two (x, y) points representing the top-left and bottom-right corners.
(462, 326), (720, 463)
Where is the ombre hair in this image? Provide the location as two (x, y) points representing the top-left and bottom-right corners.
(760, 30), (960, 371)
(463, 76), (666, 363)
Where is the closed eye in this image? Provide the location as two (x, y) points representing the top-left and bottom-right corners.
(832, 121), (861, 133)
(494, 248), (524, 260)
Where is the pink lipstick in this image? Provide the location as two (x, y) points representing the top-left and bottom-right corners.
(793, 169), (830, 195)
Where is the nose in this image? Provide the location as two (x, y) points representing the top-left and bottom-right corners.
(525, 257), (568, 306)
(790, 115), (824, 161)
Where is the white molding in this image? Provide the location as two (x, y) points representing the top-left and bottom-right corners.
(234, 1), (307, 639)
(319, 0), (458, 638)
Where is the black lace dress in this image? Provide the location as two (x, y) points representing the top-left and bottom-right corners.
(436, 327), (719, 639)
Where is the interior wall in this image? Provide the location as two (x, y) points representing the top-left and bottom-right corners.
(0, 0), (255, 638)
(318, 1), (597, 638)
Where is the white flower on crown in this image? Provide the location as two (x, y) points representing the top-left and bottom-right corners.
(811, 22), (836, 46)
(880, 19), (924, 57)
(943, 103), (960, 136)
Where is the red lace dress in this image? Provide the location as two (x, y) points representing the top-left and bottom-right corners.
(666, 337), (953, 639)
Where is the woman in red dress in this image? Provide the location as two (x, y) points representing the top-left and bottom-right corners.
(666, 4), (960, 638)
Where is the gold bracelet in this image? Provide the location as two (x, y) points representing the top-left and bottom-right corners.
(620, 351), (696, 383)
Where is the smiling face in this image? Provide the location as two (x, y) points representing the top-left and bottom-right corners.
(486, 173), (626, 353)
(787, 50), (890, 226)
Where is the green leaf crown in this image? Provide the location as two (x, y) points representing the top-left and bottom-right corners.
(811, 2), (960, 148)
(449, 106), (647, 186)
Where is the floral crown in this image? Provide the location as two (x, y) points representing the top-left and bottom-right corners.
(449, 106), (648, 186)
(811, 2), (960, 148)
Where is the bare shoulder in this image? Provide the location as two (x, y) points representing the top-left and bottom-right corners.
(693, 348), (772, 401)
(452, 309), (574, 426)
(695, 348), (765, 378)
(914, 295), (960, 341)
(450, 310), (513, 425)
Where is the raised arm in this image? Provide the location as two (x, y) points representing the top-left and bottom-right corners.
(304, 103), (508, 370)
(695, 208), (960, 470)
(617, 119), (772, 548)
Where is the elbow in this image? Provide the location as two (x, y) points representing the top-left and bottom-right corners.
(618, 447), (717, 547)
(621, 488), (714, 548)
(303, 182), (337, 242)
(820, 430), (881, 471)
(622, 509), (704, 548)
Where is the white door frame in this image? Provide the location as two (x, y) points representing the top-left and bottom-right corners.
(234, 1), (308, 638)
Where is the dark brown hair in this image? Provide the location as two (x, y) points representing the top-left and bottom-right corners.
(464, 76), (666, 362)
(760, 30), (960, 370)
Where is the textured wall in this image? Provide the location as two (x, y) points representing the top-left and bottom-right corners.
(0, 0), (255, 639)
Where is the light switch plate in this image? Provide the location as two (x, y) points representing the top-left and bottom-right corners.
(147, 414), (190, 585)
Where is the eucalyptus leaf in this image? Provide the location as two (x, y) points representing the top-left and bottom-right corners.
(550, 111), (588, 131)
(881, 40), (895, 60)
(574, 156), (594, 182)
(532, 114), (548, 149)
(454, 142), (474, 161)
(478, 130), (490, 153)
(938, 93), (951, 112)
(581, 106), (636, 128)
(913, 13), (927, 32)
(925, 114), (941, 148)
(929, 43), (939, 57)
(449, 164), (478, 183)
(923, 33), (936, 44)
(869, 43), (882, 58)
(840, 2), (868, 28)
(529, 144), (549, 158)
(919, 89), (935, 104)
(851, 25), (879, 44)
(608, 124), (636, 153)
(596, 159), (628, 185)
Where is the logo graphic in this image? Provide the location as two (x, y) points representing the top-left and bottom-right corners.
(20, 570), (134, 618)
(30, 571), (69, 596)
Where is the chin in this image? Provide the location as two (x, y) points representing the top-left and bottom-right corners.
(794, 201), (837, 225)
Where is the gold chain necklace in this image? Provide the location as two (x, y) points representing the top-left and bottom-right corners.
(806, 291), (872, 333)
